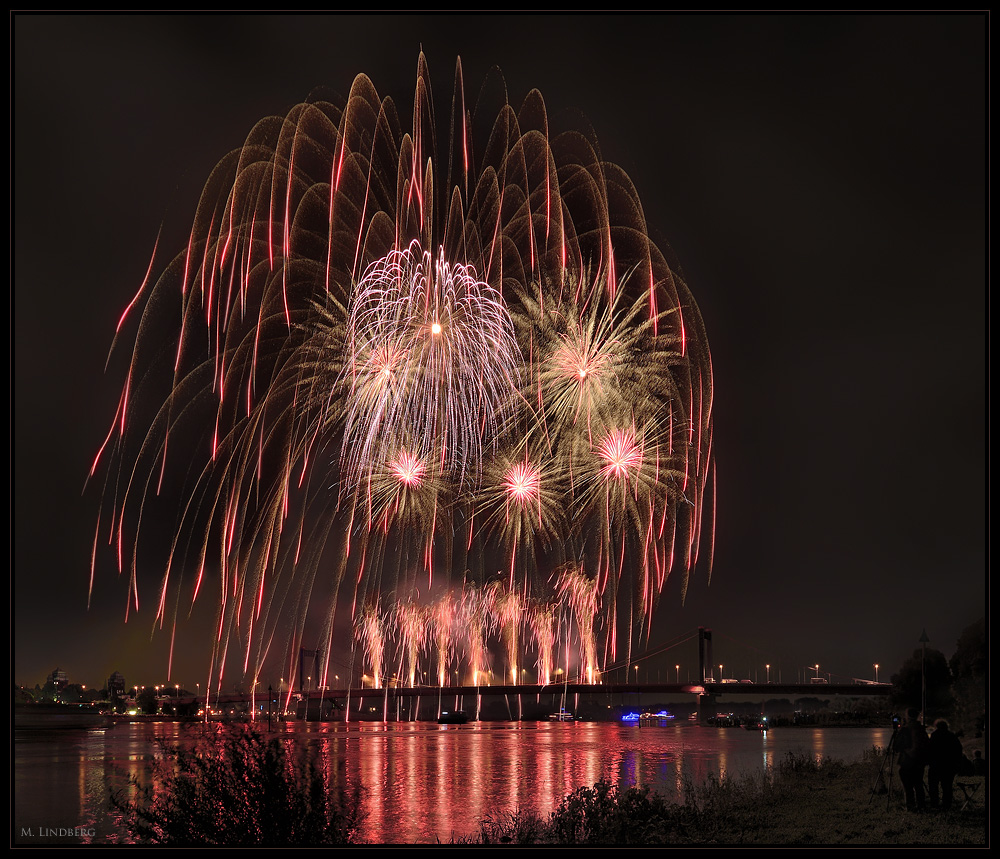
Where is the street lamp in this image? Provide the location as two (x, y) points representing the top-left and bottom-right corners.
(719, 664), (723, 682)
(766, 664), (770, 684)
(814, 664), (820, 680)
(919, 629), (930, 725)
(874, 664), (879, 683)
(675, 664), (680, 683)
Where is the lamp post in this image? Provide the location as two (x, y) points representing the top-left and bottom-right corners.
(766, 664), (770, 684)
(675, 664), (680, 683)
(719, 664), (723, 683)
(919, 629), (930, 725)
(814, 664), (820, 680)
(874, 664), (879, 684)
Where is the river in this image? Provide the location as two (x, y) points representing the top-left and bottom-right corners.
(13, 719), (892, 845)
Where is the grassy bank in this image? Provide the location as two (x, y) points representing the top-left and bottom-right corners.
(460, 748), (988, 846)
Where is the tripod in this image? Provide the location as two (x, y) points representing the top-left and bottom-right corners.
(869, 723), (897, 809)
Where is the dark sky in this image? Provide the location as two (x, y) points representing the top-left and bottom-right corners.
(13, 13), (986, 692)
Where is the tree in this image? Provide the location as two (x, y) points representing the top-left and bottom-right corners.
(889, 647), (953, 719)
(136, 687), (158, 715)
(949, 617), (986, 737)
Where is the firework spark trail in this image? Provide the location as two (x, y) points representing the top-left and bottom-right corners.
(478, 445), (567, 591)
(487, 580), (527, 684)
(431, 594), (457, 687)
(393, 601), (428, 688)
(529, 600), (558, 686)
(459, 585), (493, 686)
(356, 603), (385, 689)
(90, 52), (714, 693)
(556, 565), (601, 684)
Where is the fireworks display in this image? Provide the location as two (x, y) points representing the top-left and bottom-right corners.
(90, 53), (714, 696)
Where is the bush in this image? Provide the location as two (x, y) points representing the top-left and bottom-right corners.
(548, 778), (698, 844)
(111, 726), (364, 845)
(472, 808), (548, 844)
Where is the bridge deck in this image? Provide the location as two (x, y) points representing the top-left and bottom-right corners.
(184, 682), (890, 705)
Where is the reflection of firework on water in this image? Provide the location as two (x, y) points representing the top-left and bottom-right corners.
(90, 53), (713, 692)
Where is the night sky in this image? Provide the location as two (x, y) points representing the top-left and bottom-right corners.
(13, 14), (986, 693)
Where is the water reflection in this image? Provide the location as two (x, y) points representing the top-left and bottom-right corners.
(14, 721), (891, 845)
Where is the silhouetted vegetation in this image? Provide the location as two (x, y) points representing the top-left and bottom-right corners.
(887, 617), (987, 740)
(460, 751), (986, 845)
(949, 617), (986, 738)
(111, 726), (363, 845)
(890, 647), (953, 716)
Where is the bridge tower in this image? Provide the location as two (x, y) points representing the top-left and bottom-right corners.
(698, 627), (714, 683)
(697, 627), (716, 724)
(299, 648), (320, 693)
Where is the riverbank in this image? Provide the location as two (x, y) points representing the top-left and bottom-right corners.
(460, 748), (988, 846)
(15, 720), (984, 846)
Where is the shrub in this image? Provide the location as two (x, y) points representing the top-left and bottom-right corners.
(547, 778), (688, 844)
(111, 725), (364, 845)
(471, 808), (548, 844)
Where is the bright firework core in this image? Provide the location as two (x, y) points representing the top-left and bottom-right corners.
(91, 53), (714, 695)
(342, 241), (519, 491)
(598, 429), (644, 480)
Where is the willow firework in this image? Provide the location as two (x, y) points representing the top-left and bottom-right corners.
(90, 54), (714, 695)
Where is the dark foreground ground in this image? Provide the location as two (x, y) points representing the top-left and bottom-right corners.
(457, 746), (988, 846)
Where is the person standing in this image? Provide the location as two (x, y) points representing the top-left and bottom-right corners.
(895, 707), (929, 811)
(927, 718), (963, 810)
